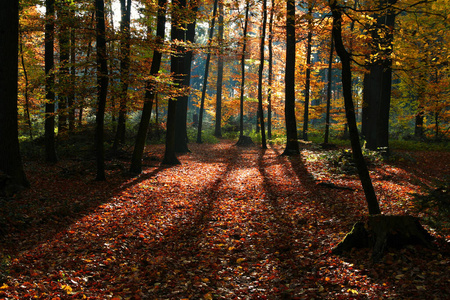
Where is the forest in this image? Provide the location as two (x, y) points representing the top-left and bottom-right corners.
(0, 0), (449, 298)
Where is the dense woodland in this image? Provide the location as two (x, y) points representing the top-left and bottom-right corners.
(0, 0), (449, 298)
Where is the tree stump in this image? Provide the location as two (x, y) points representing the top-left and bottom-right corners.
(332, 215), (434, 262)
(236, 135), (254, 147)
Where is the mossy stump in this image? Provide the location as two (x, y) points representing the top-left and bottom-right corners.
(236, 136), (254, 147)
(332, 215), (434, 262)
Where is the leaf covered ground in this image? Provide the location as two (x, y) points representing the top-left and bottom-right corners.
(0, 141), (449, 299)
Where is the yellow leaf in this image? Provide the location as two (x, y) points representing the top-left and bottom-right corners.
(61, 284), (73, 294)
(236, 258), (245, 264)
(347, 289), (359, 294)
(0, 283), (8, 289)
(202, 278), (210, 283)
(204, 292), (213, 300)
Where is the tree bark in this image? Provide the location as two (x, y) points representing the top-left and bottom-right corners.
(267, 0), (274, 140)
(330, 1), (381, 215)
(95, 0), (109, 181)
(175, 0), (198, 152)
(302, 4), (313, 141)
(214, 0), (224, 138)
(238, 1), (250, 140)
(0, 0), (29, 190)
(324, 31), (334, 144)
(44, 0), (58, 163)
(130, 0), (167, 174)
(197, 0), (218, 144)
(257, 0), (267, 149)
(113, 0), (132, 150)
(283, 0), (299, 155)
(57, 0), (70, 134)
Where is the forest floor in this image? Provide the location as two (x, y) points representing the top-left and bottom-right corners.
(0, 140), (449, 299)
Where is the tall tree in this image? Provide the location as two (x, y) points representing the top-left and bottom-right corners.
(324, 31), (334, 144)
(130, 0), (167, 174)
(162, 0), (186, 165)
(174, 0), (198, 152)
(94, 0), (109, 180)
(257, 0), (267, 149)
(113, 0), (132, 150)
(330, 0), (380, 215)
(197, 0), (218, 144)
(44, 0), (58, 163)
(302, 3), (313, 141)
(214, 0), (224, 138)
(361, 0), (397, 153)
(283, 0), (300, 155)
(237, 0), (250, 142)
(0, 0), (29, 189)
(57, 0), (70, 133)
(267, 0), (275, 139)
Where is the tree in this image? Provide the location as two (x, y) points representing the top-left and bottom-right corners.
(113, 0), (132, 151)
(214, 0), (224, 138)
(0, 0), (29, 191)
(361, 0), (397, 153)
(44, 0), (58, 163)
(330, 0), (433, 261)
(324, 31), (334, 145)
(57, 0), (70, 133)
(162, 0), (186, 165)
(257, 0), (267, 149)
(94, 0), (109, 181)
(302, 3), (313, 141)
(283, 0), (300, 155)
(267, 0), (275, 140)
(197, 0), (218, 144)
(130, 0), (167, 174)
(236, 0), (251, 146)
(175, 0), (198, 152)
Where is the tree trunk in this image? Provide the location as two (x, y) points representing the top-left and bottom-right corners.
(113, 0), (132, 151)
(237, 0), (250, 145)
(0, 0), (29, 191)
(324, 31), (334, 144)
(58, 0), (70, 134)
(44, 0), (58, 163)
(162, 0), (186, 165)
(175, 0), (198, 152)
(214, 0), (224, 138)
(283, 0), (299, 155)
(19, 31), (33, 139)
(68, 8), (76, 132)
(361, 0), (396, 153)
(257, 0), (267, 149)
(331, 2), (381, 215)
(130, 0), (167, 174)
(95, 0), (109, 181)
(197, 0), (218, 144)
(267, 0), (274, 140)
(302, 5), (313, 141)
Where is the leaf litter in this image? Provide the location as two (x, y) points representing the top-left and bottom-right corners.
(0, 141), (449, 299)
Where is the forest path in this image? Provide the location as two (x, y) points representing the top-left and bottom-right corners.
(1, 141), (449, 299)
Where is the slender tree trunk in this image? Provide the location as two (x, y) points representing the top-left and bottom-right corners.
(95, 0), (109, 181)
(68, 8), (76, 132)
(267, 0), (274, 139)
(257, 0), (267, 149)
(113, 0), (132, 150)
(58, 0), (70, 134)
(163, 0), (187, 165)
(197, 0), (218, 143)
(324, 31), (334, 144)
(283, 0), (299, 155)
(175, 0), (198, 152)
(0, 0), (29, 189)
(44, 0), (58, 163)
(331, 1), (381, 215)
(19, 32), (33, 139)
(214, 0), (224, 138)
(130, 0), (167, 174)
(302, 4), (313, 141)
(239, 1), (250, 139)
